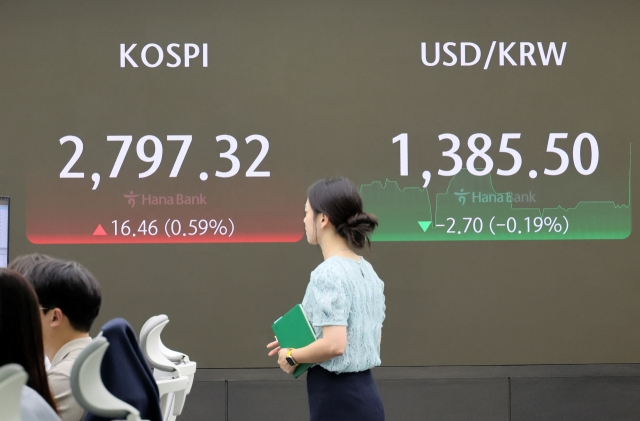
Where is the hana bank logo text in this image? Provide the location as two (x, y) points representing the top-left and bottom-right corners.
(124, 192), (207, 207)
(454, 189), (536, 206)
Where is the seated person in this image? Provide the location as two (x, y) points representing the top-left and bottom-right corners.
(0, 269), (61, 421)
(28, 259), (102, 421)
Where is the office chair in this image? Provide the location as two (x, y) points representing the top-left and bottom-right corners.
(140, 315), (197, 421)
(73, 318), (163, 421)
(70, 337), (145, 421)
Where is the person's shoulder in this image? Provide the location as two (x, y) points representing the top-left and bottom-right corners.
(21, 386), (61, 421)
(358, 256), (377, 268)
(51, 337), (93, 367)
(359, 258), (384, 283)
(312, 257), (352, 274)
(48, 361), (72, 380)
(311, 257), (335, 274)
(310, 258), (349, 285)
(49, 339), (92, 383)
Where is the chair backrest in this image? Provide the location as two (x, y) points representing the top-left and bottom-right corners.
(140, 316), (179, 374)
(0, 364), (28, 421)
(84, 318), (163, 421)
(70, 337), (142, 421)
(140, 315), (187, 365)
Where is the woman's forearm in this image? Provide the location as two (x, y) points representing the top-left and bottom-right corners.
(291, 337), (344, 364)
(290, 325), (347, 364)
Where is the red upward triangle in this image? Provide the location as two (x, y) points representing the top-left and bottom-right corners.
(93, 224), (107, 236)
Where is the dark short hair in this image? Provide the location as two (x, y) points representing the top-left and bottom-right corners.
(8, 253), (54, 281)
(29, 259), (102, 333)
(308, 177), (378, 248)
(0, 269), (58, 412)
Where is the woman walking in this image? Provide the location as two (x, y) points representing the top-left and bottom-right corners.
(268, 177), (386, 421)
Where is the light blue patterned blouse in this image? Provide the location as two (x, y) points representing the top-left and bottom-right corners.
(301, 256), (385, 374)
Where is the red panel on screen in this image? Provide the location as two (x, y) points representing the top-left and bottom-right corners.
(27, 174), (304, 244)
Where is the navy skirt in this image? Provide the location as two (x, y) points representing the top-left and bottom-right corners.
(306, 365), (385, 421)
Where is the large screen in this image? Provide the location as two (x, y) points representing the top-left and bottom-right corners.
(27, 131), (630, 243)
(1, 1), (638, 367)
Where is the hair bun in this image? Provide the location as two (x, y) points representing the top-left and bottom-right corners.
(347, 212), (377, 228)
(334, 212), (378, 248)
(307, 177), (378, 248)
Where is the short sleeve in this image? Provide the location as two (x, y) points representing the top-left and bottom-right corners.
(308, 263), (348, 327)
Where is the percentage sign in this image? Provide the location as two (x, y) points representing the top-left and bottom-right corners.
(544, 217), (562, 233)
(543, 217), (553, 232)
(209, 219), (228, 235)
(209, 219), (221, 234)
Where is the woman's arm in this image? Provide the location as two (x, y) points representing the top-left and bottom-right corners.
(289, 325), (347, 363)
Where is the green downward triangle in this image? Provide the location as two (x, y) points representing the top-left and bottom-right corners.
(418, 221), (432, 232)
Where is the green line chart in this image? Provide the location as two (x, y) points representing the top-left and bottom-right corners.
(361, 147), (631, 241)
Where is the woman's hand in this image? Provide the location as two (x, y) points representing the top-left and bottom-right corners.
(268, 339), (295, 374)
(277, 348), (296, 375)
(268, 325), (348, 374)
(266, 339), (281, 357)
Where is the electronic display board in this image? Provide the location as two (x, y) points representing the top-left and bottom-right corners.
(27, 130), (630, 243)
(1, 1), (639, 367)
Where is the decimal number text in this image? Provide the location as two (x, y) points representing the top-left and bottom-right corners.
(59, 133), (270, 180)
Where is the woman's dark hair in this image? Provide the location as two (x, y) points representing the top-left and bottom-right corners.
(0, 269), (58, 412)
(29, 259), (102, 333)
(8, 253), (54, 281)
(308, 177), (378, 248)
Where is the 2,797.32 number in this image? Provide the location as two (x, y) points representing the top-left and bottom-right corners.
(59, 134), (271, 182)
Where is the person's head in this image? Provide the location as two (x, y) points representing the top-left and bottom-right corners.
(305, 177), (378, 248)
(8, 253), (54, 281)
(29, 259), (102, 344)
(0, 269), (58, 412)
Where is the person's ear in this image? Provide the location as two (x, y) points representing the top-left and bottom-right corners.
(50, 308), (64, 328)
(319, 213), (330, 229)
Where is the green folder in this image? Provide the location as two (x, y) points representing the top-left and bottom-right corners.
(272, 304), (317, 378)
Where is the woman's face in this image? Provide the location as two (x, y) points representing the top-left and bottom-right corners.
(304, 199), (318, 244)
